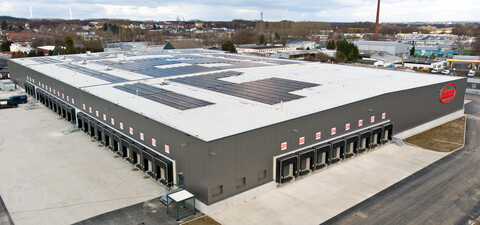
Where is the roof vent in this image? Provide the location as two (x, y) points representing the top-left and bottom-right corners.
(118, 53), (126, 61)
(82, 60), (87, 64)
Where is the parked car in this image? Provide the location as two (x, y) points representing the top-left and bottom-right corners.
(441, 70), (450, 75)
(431, 68), (443, 74)
(468, 70), (476, 77)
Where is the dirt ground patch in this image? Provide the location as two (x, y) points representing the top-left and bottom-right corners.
(182, 215), (221, 225)
(405, 116), (465, 152)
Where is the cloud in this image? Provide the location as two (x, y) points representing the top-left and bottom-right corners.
(0, 0), (478, 22)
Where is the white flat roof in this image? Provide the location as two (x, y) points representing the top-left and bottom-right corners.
(12, 50), (464, 142)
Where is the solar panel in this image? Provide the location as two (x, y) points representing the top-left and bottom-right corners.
(171, 72), (319, 105)
(58, 64), (128, 83)
(113, 83), (213, 110)
(30, 57), (61, 64)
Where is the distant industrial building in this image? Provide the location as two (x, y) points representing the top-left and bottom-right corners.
(236, 45), (294, 55)
(353, 41), (412, 58)
(9, 49), (466, 212)
(448, 56), (480, 71)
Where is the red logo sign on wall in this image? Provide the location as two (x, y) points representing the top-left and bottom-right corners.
(316, 132), (321, 140)
(299, 137), (305, 145)
(281, 142), (287, 151)
(440, 83), (456, 104)
(331, 127), (336, 135)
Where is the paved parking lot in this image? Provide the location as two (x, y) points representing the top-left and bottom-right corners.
(0, 100), (166, 225)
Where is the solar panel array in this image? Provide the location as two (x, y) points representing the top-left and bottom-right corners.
(30, 57), (61, 64)
(215, 54), (299, 65)
(67, 54), (118, 62)
(94, 59), (220, 78)
(171, 71), (318, 105)
(58, 64), (128, 83)
(113, 83), (213, 110)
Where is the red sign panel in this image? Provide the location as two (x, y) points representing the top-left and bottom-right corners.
(358, 119), (363, 127)
(440, 83), (456, 104)
(129, 127), (133, 135)
(299, 137), (305, 145)
(316, 132), (321, 140)
(331, 127), (336, 135)
(382, 112), (386, 119)
(165, 145), (170, 154)
(281, 142), (287, 151)
(140, 133), (144, 140)
(152, 138), (157, 147)
(345, 123), (350, 131)
(370, 116), (375, 123)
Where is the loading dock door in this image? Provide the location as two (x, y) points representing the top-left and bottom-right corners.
(382, 123), (393, 144)
(296, 149), (314, 177)
(61, 104), (67, 119)
(89, 120), (96, 138)
(95, 124), (104, 144)
(154, 155), (174, 186)
(131, 143), (144, 169)
(56, 101), (62, 116)
(345, 135), (359, 157)
(70, 107), (76, 124)
(331, 139), (346, 162)
(103, 127), (113, 148)
(276, 155), (298, 184)
(83, 116), (90, 134)
(52, 99), (58, 113)
(359, 131), (372, 153)
(371, 127), (384, 149)
(77, 114), (83, 130)
(112, 133), (121, 152)
(120, 138), (131, 159)
(315, 144), (331, 169)
(142, 149), (154, 177)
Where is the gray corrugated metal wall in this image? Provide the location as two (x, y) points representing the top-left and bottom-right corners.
(9, 60), (467, 205)
(205, 78), (466, 204)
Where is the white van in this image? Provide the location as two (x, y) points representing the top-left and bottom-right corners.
(468, 70), (476, 77)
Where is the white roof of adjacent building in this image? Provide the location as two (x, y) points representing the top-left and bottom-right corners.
(12, 49), (463, 142)
(353, 41), (412, 47)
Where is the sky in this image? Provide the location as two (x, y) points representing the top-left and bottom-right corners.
(0, 0), (479, 22)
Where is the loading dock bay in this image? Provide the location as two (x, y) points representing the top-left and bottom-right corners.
(29, 81), (175, 188)
(76, 112), (174, 187)
(276, 123), (393, 184)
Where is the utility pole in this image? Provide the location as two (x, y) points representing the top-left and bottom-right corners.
(374, 0), (381, 39)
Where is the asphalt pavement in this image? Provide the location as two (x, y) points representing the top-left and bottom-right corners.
(323, 93), (480, 225)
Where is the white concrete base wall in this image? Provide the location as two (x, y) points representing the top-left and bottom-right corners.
(394, 109), (464, 140)
(196, 182), (277, 215)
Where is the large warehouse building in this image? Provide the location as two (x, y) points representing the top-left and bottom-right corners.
(9, 49), (466, 212)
